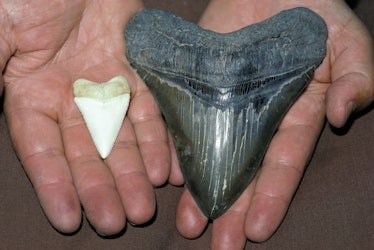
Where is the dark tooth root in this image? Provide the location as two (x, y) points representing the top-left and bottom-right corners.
(125, 7), (327, 219)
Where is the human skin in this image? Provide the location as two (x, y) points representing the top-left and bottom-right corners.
(0, 0), (175, 235)
(0, 0), (373, 248)
(172, 0), (374, 249)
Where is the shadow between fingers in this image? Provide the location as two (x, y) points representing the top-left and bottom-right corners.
(346, 0), (360, 9)
(0, 93), (4, 114)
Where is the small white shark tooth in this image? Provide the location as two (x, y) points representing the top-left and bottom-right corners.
(73, 75), (131, 159)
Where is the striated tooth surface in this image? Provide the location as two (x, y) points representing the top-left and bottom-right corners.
(125, 8), (327, 219)
(73, 75), (131, 159)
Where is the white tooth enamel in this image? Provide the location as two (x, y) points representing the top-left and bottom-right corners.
(73, 75), (131, 158)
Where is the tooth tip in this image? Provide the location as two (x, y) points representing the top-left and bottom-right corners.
(98, 149), (110, 159)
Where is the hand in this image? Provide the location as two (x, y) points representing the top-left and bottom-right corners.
(2, 0), (172, 235)
(173, 0), (374, 248)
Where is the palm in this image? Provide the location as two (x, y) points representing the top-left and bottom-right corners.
(176, 0), (374, 248)
(3, 1), (171, 235)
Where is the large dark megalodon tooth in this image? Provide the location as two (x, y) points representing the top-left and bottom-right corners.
(125, 8), (327, 219)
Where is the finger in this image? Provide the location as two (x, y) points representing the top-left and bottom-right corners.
(176, 188), (209, 239)
(62, 117), (125, 235)
(210, 182), (255, 250)
(244, 91), (326, 242)
(326, 16), (374, 127)
(5, 109), (82, 233)
(326, 72), (374, 127)
(128, 76), (171, 186)
(105, 118), (156, 225)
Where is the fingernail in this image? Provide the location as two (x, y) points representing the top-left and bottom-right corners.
(345, 101), (356, 122)
(96, 231), (108, 237)
(128, 221), (137, 226)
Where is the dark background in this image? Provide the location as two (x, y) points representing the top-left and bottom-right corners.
(1, 0), (373, 249)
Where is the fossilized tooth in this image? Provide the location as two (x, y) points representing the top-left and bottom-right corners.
(73, 75), (131, 159)
(125, 8), (327, 219)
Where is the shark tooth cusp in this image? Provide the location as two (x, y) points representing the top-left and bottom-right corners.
(73, 75), (131, 159)
(125, 8), (327, 219)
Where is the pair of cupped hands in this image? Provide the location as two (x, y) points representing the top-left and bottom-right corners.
(1, 0), (373, 249)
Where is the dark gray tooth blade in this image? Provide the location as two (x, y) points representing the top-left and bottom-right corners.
(125, 8), (327, 219)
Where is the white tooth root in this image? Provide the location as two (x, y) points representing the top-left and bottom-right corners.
(73, 75), (131, 158)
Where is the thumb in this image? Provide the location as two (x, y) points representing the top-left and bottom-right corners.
(326, 71), (374, 128)
(325, 14), (374, 128)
